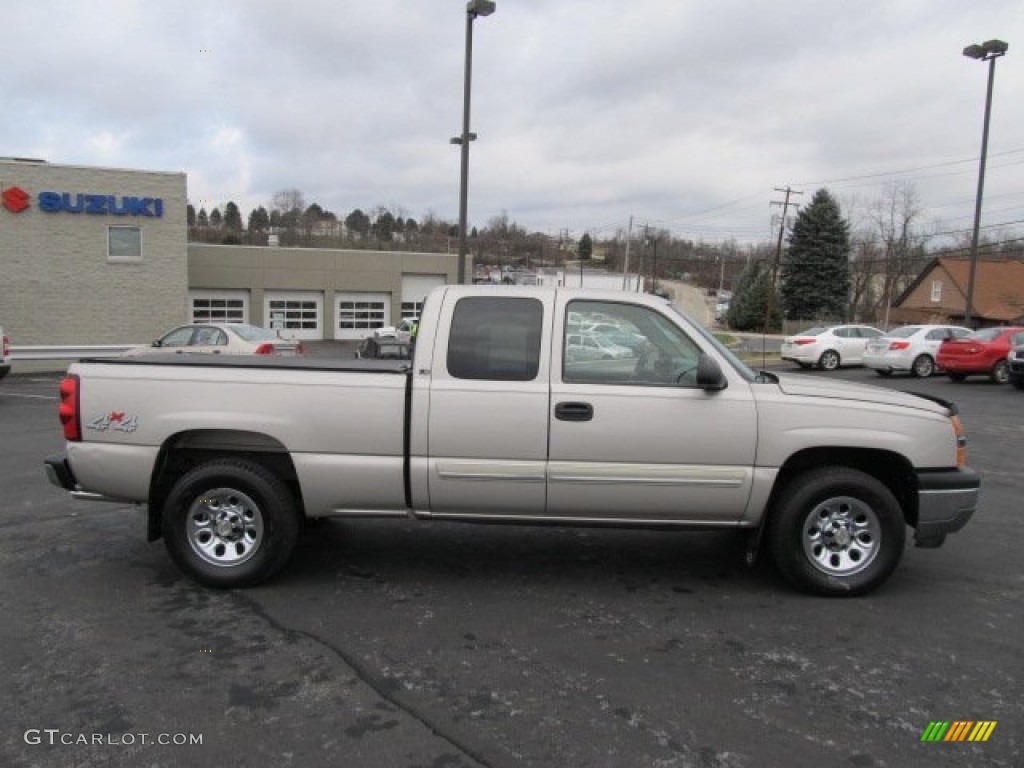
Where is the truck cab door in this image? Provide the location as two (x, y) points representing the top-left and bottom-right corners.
(419, 291), (554, 517)
(547, 297), (756, 523)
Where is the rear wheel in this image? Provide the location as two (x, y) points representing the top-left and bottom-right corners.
(768, 467), (905, 596)
(911, 355), (934, 378)
(990, 360), (1009, 384)
(817, 350), (841, 371)
(162, 459), (300, 588)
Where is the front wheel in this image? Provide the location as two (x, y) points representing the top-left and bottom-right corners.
(162, 459), (300, 588)
(817, 350), (840, 371)
(768, 467), (905, 596)
(911, 355), (935, 378)
(990, 360), (1009, 384)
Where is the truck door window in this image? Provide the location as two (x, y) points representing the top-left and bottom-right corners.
(563, 300), (703, 387)
(447, 297), (543, 381)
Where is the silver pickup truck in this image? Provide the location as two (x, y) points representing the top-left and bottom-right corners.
(45, 286), (979, 596)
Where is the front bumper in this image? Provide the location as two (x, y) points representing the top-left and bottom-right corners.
(914, 468), (980, 547)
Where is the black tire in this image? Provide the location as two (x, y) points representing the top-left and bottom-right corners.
(948, 372), (967, 383)
(817, 350), (840, 371)
(161, 459), (300, 588)
(990, 360), (1009, 385)
(875, 369), (893, 378)
(911, 355), (935, 378)
(768, 467), (905, 596)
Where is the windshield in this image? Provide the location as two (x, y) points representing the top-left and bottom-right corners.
(888, 326), (920, 338)
(972, 328), (1003, 342)
(230, 324), (279, 342)
(798, 326), (826, 336)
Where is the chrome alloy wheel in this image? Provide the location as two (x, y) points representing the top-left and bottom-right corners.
(187, 488), (264, 567)
(801, 495), (881, 576)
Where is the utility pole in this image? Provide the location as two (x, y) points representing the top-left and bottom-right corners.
(621, 216), (633, 290)
(765, 187), (802, 332)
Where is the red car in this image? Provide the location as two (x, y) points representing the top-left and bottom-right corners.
(936, 326), (1024, 384)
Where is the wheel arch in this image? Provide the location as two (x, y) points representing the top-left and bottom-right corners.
(765, 447), (918, 528)
(147, 429), (303, 542)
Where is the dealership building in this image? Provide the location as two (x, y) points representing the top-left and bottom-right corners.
(0, 158), (456, 350)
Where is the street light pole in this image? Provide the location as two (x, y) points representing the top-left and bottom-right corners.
(962, 39), (1008, 327)
(452, 0), (495, 285)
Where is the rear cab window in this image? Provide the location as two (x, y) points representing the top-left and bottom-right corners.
(447, 297), (544, 381)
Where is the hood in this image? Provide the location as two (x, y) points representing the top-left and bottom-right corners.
(772, 373), (951, 415)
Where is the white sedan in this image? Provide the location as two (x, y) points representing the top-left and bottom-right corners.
(374, 318), (417, 343)
(126, 323), (304, 356)
(863, 324), (973, 378)
(780, 324), (884, 370)
(566, 333), (635, 361)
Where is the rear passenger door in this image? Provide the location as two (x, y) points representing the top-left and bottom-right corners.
(424, 294), (553, 517)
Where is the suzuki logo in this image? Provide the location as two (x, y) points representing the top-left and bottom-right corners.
(1, 186), (30, 213)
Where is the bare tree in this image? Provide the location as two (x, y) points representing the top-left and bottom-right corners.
(859, 182), (925, 327)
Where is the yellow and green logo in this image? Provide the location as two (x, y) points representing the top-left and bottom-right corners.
(921, 721), (997, 742)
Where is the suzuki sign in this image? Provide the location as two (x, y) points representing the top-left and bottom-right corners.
(1, 186), (163, 217)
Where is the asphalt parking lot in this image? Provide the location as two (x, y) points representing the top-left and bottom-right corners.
(1, 366), (1020, 767)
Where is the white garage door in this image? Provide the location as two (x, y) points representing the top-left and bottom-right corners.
(190, 290), (249, 324)
(401, 275), (446, 320)
(335, 292), (391, 340)
(264, 291), (324, 340)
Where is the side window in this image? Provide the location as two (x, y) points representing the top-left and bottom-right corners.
(952, 328), (972, 339)
(563, 300), (703, 387)
(859, 327), (882, 338)
(447, 297), (543, 381)
(159, 327), (194, 347)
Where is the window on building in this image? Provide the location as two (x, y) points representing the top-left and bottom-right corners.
(268, 299), (318, 330)
(192, 297), (245, 323)
(401, 301), (424, 320)
(108, 226), (142, 262)
(447, 297), (542, 381)
(338, 300), (386, 331)
(930, 280), (943, 302)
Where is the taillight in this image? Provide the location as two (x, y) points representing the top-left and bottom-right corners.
(889, 341), (910, 350)
(295, 343), (305, 355)
(794, 339), (816, 346)
(951, 415), (967, 467)
(2, 334), (9, 357)
(254, 343), (275, 355)
(58, 374), (81, 442)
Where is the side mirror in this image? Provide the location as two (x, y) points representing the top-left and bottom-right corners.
(696, 354), (728, 391)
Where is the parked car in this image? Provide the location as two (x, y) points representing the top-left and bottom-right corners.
(46, 285), (980, 596)
(863, 324), (973, 378)
(780, 324), (884, 370)
(565, 333), (635, 361)
(374, 318), (418, 343)
(0, 325), (10, 379)
(585, 322), (647, 352)
(125, 323), (304, 357)
(1008, 342), (1024, 390)
(356, 336), (412, 360)
(937, 327), (1024, 383)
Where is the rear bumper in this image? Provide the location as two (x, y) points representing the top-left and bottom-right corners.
(45, 454), (77, 490)
(914, 468), (980, 547)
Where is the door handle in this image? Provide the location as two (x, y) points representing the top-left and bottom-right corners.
(555, 402), (594, 422)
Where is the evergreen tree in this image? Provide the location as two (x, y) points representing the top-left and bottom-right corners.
(186, 203), (196, 227)
(727, 260), (780, 331)
(248, 206), (270, 232)
(209, 208), (223, 228)
(223, 201), (243, 231)
(780, 188), (851, 321)
(578, 233), (593, 260)
(197, 207), (209, 227)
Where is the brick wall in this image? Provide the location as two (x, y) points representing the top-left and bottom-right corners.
(0, 160), (187, 345)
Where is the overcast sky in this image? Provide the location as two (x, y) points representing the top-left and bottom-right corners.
(4, 1), (1022, 247)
